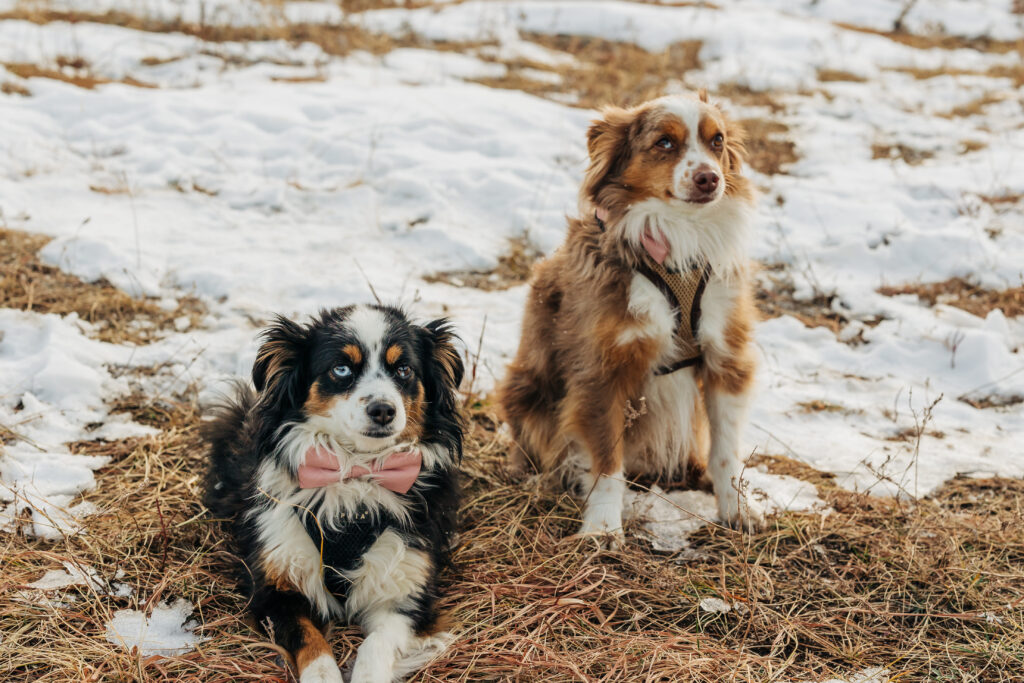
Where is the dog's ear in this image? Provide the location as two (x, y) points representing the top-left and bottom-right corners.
(420, 318), (463, 406)
(581, 106), (634, 208)
(252, 315), (310, 408)
(418, 318), (465, 459)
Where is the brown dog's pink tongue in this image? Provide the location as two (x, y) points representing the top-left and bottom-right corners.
(594, 207), (669, 264)
(641, 227), (670, 264)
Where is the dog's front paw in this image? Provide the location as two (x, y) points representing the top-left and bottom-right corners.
(718, 493), (766, 532)
(299, 653), (344, 683)
(574, 509), (625, 549)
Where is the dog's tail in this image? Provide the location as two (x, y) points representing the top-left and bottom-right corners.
(201, 380), (260, 522)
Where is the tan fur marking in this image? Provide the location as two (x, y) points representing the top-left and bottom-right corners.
(705, 291), (757, 395)
(719, 114), (754, 200)
(618, 115), (689, 204)
(594, 314), (660, 373)
(304, 380), (336, 417)
(699, 112), (723, 155)
(294, 617), (332, 674)
(386, 344), (402, 365)
(400, 382), (426, 441)
(342, 344), (362, 364)
(261, 555), (298, 593)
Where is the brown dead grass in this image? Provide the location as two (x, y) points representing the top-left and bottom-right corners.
(1, 80), (30, 96)
(715, 82), (785, 113)
(817, 68), (867, 83)
(959, 393), (1024, 410)
(796, 399), (848, 414)
(269, 73), (327, 83)
(937, 92), (1012, 119)
(978, 191), (1024, 209)
(2, 396), (1023, 681)
(871, 142), (935, 165)
(836, 22), (1023, 55)
(0, 8), (409, 57)
(960, 139), (988, 154)
(754, 262), (884, 341)
(878, 277), (1024, 319)
(0, 228), (205, 345)
(472, 34), (702, 111)
(748, 453), (838, 492)
(423, 235), (542, 292)
(740, 119), (798, 175)
(888, 63), (1024, 86)
(2, 62), (155, 89)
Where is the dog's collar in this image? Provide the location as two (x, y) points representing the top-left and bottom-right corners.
(593, 209), (710, 375)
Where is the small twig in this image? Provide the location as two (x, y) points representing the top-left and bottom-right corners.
(463, 314), (487, 404)
(353, 258), (382, 305)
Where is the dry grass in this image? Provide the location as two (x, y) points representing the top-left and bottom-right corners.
(979, 191), (1024, 210)
(755, 263), (852, 337)
(715, 82), (785, 113)
(958, 393), (1024, 410)
(472, 35), (702, 110)
(878, 277), (1024, 319)
(1, 79), (30, 95)
(835, 22), (1023, 55)
(887, 63), (1024, 87)
(740, 119), (798, 175)
(2, 61), (155, 89)
(0, 7), (425, 58)
(937, 92), (1012, 119)
(871, 142), (934, 165)
(960, 139), (988, 154)
(0, 228), (205, 345)
(423, 235), (542, 292)
(2, 396), (1023, 681)
(817, 69), (867, 83)
(796, 400), (849, 414)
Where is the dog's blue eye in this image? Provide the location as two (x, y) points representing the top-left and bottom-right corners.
(655, 136), (674, 150)
(396, 365), (412, 380)
(331, 365), (352, 379)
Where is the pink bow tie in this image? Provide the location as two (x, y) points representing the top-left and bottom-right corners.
(298, 445), (422, 494)
(594, 207), (669, 264)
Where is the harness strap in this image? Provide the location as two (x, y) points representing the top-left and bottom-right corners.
(595, 212), (710, 375)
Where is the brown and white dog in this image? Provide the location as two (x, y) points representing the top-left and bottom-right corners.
(498, 92), (764, 539)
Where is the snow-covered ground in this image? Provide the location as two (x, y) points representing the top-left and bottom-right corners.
(1, 0), (1021, 576)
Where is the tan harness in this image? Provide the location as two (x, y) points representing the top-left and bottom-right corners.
(596, 213), (711, 375)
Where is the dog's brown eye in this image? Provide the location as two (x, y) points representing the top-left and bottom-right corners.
(654, 136), (674, 151)
(396, 365), (412, 380)
(710, 133), (724, 149)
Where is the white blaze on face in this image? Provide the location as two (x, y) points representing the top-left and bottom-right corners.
(658, 96), (725, 203)
(306, 306), (408, 452)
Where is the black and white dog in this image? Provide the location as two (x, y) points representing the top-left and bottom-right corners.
(203, 305), (464, 683)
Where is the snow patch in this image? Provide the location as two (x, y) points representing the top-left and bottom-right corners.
(105, 599), (201, 657)
(625, 469), (826, 554)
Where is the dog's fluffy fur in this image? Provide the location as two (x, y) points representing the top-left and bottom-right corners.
(203, 305), (464, 683)
(498, 92), (764, 538)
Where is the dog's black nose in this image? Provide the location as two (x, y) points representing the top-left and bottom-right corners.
(694, 171), (719, 193)
(367, 401), (396, 426)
